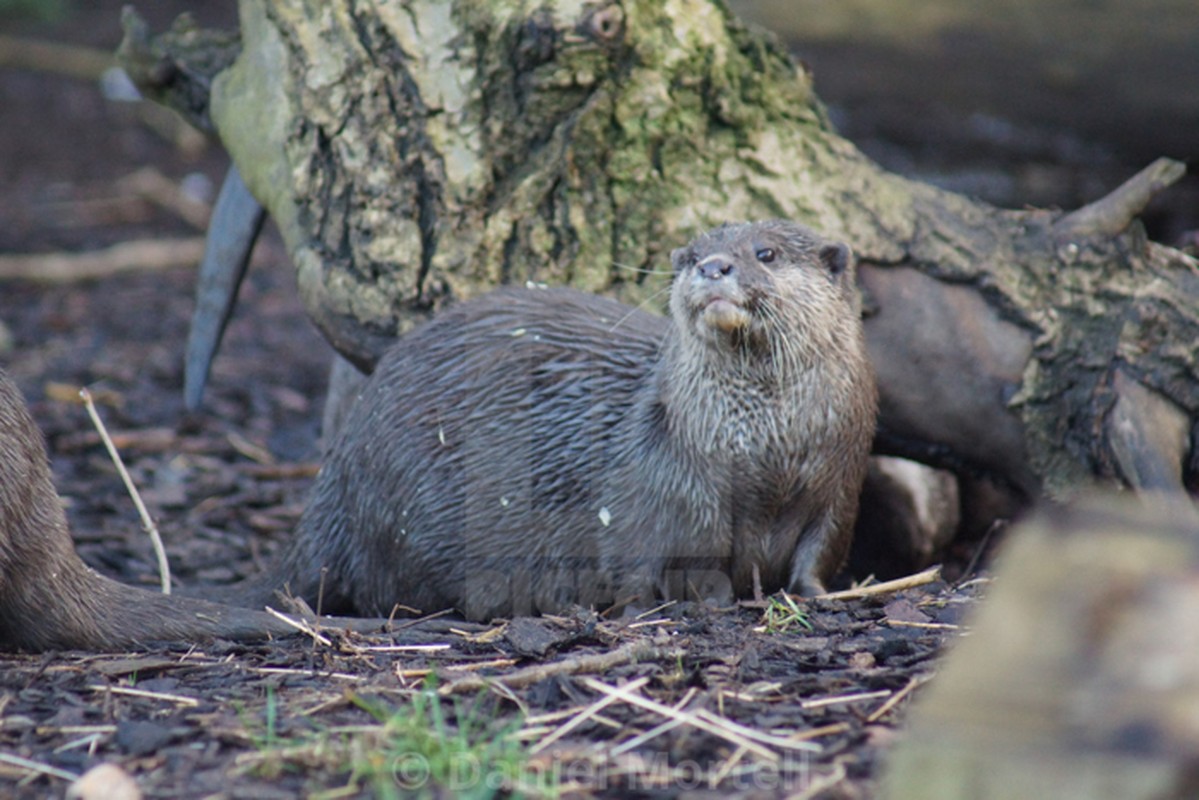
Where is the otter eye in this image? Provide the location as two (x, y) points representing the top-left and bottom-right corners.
(755, 247), (776, 264)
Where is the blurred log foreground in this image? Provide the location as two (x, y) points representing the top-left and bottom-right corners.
(885, 499), (1199, 800)
(118, 2), (1199, 505)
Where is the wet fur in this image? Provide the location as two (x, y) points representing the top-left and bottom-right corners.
(251, 220), (877, 619)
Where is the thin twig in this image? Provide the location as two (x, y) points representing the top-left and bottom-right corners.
(866, 675), (929, 723)
(609, 687), (699, 756)
(787, 721), (851, 742)
(626, 618), (677, 630)
(961, 520), (1005, 579)
(525, 705), (603, 727)
(52, 733), (107, 754)
(800, 689), (891, 710)
(610, 716), (686, 756)
(719, 683), (782, 702)
(693, 709), (824, 753)
(439, 640), (680, 695)
(264, 606), (332, 647)
(0, 237), (206, 284)
(0, 751), (79, 782)
(525, 718), (624, 738)
(80, 388), (171, 595)
(249, 667), (363, 681)
(884, 620), (960, 630)
(581, 678), (781, 761)
(530, 677), (650, 755)
(707, 744), (750, 788)
(816, 565), (941, 601)
(354, 643), (451, 653)
(633, 600), (676, 620)
(391, 608), (457, 631)
(397, 658), (519, 680)
(89, 685), (199, 707)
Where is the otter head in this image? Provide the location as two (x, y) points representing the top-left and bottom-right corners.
(668, 220), (859, 367)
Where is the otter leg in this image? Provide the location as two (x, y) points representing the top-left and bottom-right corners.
(786, 508), (845, 596)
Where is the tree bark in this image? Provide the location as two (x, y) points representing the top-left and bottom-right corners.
(118, 0), (1199, 502)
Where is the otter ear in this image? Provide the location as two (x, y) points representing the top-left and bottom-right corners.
(670, 246), (690, 274)
(819, 242), (852, 277)
(821, 242), (862, 311)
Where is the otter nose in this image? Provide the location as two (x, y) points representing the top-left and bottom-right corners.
(697, 256), (734, 280)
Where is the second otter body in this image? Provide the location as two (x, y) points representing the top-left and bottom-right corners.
(256, 220), (877, 619)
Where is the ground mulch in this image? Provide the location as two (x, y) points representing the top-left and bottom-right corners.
(0, 584), (975, 798)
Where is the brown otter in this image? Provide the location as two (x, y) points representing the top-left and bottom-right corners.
(245, 219), (877, 620)
(0, 369), (293, 651)
(0, 220), (875, 649)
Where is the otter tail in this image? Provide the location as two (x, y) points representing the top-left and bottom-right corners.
(1, 566), (294, 652)
(0, 368), (294, 652)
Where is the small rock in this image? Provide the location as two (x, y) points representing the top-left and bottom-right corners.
(66, 763), (142, 800)
(883, 598), (932, 625)
(505, 617), (569, 658)
(115, 719), (174, 756)
(850, 651), (877, 670)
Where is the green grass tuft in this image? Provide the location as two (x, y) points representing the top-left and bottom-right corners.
(238, 679), (556, 798)
(760, 593), (814, 634)
(349, 682), (556, 799)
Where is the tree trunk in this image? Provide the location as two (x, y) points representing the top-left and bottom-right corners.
(118, 0), (1199, 502)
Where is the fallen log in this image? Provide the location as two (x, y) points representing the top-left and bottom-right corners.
(116, 1), (1199, 506)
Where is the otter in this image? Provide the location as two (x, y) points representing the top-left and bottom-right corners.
(245, 219), (877, 619)
(0, 220), (875, 650)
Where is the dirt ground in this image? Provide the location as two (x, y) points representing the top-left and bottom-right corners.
(0, 2), (1192, 798)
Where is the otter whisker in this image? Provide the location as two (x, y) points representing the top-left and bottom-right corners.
(611, 260), (669, 277)
(607, 285), (672, 333)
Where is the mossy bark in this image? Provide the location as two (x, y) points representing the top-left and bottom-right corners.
(119, 0), (1199, 499)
